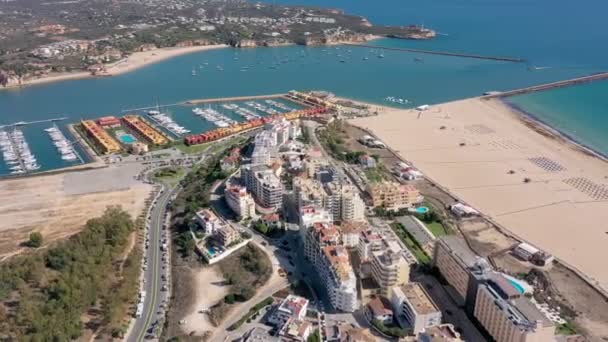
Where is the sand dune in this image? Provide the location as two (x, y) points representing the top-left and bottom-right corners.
(350, 98), (608, 291)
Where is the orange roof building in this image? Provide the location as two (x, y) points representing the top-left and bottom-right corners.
(81, 120), (121, 154)
(122, 115), (168, 145)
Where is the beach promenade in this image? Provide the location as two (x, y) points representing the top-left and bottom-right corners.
(350, 98), (608, 291)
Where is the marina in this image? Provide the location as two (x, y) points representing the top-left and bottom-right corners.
(0, 128), (40, 175)
(146, 110), (191, 137)
(192, 106), (238, 128)
(44, 125), (82, 163)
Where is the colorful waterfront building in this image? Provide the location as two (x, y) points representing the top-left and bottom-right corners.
(96, 116), (121, 128)
(122, 115), (168, 146)
(80, 120), (121, 154)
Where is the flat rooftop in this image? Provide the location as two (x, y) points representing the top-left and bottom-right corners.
(438, 235), (478, 268)
(400, 282), (439, 315)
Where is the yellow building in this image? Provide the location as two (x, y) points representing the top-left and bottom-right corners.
(122, 115), (168, 146)
(366, 181), (422, 211)
(80, 120), (121, 154)
(370, 249), (410, 296)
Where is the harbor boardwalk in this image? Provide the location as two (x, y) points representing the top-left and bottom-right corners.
(350, 97), (608, 292)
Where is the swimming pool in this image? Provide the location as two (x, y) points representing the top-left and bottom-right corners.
(507, 278), (526, 294)
(207, 247), (216, 256)
(414, 206), (429, 214)
(118, 133), (136, 144)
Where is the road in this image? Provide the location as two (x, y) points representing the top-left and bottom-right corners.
(126, 182), (177, 341)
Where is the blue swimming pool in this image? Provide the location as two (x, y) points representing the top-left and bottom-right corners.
(414, 206), (429, 214)
(207, 247), (216, 256)
(508, 279), (525, 294)
(118, 134), (136, 144)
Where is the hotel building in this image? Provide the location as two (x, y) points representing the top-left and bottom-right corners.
(432, 235), (479, 305)
(474, 274), (554, 342)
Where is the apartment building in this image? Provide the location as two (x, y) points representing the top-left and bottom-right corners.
(303, 222), (340, 266)
(241, 164), (284, 211)
(391, 283), (442, 334)
(294, 177), (365, 224)
(224, 184), (256, 220)
(474, 275), (554, 342)
(365, 295), (394, 325)
(195, 208), (222, 235)
(318, 245), (359, 312)
(432, 235), (479, 305)
(278, 318), (311, 341)
(299, 206), (332, 230)
(268, 295), (309, 327)
(367, 181), (423, 211)
(370, 248), (410, 296)
(217, 224), (240, 247)
(358, 229), (384, 262)
(339, 221), (368, 248)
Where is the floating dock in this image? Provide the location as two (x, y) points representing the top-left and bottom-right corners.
(344, 43), (525, 63)
(481, 72), (608, 98)
(183, 94), (285, 105)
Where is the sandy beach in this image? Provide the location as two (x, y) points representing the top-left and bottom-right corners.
(350, 98), (608, 291)
(2, 44), (227, 90)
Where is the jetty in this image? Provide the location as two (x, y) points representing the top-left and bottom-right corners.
(0, 117), (68, 129)
(481, 72), (608, 98)
(183, 94), (285, 105)
(344, 43), (525, 63)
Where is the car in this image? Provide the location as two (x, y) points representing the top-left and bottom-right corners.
(261, 241), (268, 246)
(289, 260), (294, 267)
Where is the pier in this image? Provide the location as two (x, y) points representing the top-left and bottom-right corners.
(0, 117), (68, 129)
(183, 94), (285, 105)
(481, 72), (608, 98)
(344, 43), (525, 63)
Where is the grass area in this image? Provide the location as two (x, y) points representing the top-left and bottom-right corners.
(425, 221), (449, 237)
(174, 142), (209, 154)
(556, 321), (578, 335)
(391, 222), (431, 265)
(227, 297), (274, 331)
(364, 167), (384, 183)
(152, 166), (186, 186)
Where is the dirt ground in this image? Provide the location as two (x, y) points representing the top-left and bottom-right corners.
(547, 263), (608, 341)
(0, 164), (151, 259)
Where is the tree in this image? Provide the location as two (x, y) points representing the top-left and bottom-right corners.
(27, 232), (43, 248)
(307, 330), (320, 342)
(253, 221), (269, 235)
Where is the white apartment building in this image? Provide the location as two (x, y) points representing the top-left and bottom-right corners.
(294, 177), (365, 224)
(224, 184), (256, 220)
(319, 245), (359, 312)
(195, 208), (222, 235)
(241, 164), (284, 211)
(302, 222), (358, 312)
(339, 221), (368, 248)
(299, 205), (332, 230)
(391, 283), (442, 334)
(268, 295), (309, 327)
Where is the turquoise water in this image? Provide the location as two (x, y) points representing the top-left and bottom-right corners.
(1, 0), (608, 175)
(507, 81), (608, 158)
(118, 133), (136, 144)
(507, 278), (526, 294)
(415, 207), (429, 214)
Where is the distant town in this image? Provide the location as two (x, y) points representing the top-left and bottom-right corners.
(0, 0), (433, 86)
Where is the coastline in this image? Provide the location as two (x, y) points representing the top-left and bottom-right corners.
(499, 97), (608, 162)
(349, 96), (608, 292)
(1, 44), (228, 91)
